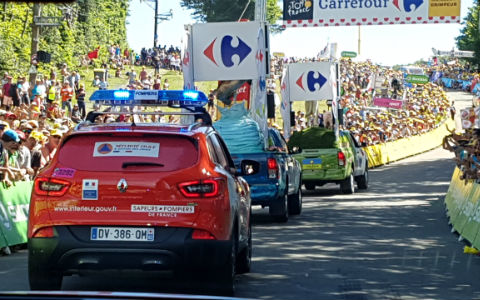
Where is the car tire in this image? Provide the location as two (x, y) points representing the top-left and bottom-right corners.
(340, 173), (355, 194)
(356, 168), (369, 190)
(270, 193), (289, 223)
(215, 230), (237, 296)
(304, 183), (316, 191)
(236, 219), (252, 274)
(288, 185), (302, 215)
(29, 265), (63, 290)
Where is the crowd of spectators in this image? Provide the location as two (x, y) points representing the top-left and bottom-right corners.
(0, 49), (458, 186)
(340, 59), (450, 146)
(271, 56), (451, 147)
(0, 48), (179, 186)
(123, 66), (170, 91)
(137, 45), (182, 75)
(443, 127), (480, 182)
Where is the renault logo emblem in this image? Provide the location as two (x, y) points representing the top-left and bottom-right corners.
(117, 179), (128, 193)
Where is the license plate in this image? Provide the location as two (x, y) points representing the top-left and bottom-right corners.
(302, 158), (322, 170)
(91, 227), (154, 242)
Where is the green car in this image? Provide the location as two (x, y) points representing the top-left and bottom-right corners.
(287, 127), (369, 194)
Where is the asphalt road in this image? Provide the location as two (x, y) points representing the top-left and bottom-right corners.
(0, 91), (478, 299)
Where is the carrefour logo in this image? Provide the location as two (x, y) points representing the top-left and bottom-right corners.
(203, 35), (252, 68)
(296, 71), (327, 92)
(318, 0), (422, 11)
(393, 0), (423, 11)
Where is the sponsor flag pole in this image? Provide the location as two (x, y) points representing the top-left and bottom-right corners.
(358, 26), (361, 55)
(181, 25), (195, 124)
(280, 66), (291, 139)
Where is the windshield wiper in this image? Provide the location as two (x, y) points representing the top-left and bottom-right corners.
(122, 162), (165, 168)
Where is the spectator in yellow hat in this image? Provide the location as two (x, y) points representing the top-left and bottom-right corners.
(41, 129), (62, 167)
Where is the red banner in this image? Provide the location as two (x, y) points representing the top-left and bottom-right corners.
(373, 98), (403, 109)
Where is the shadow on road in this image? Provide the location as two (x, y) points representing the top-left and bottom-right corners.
(237, 152), (480, 300)
(54, 151), (480, 299)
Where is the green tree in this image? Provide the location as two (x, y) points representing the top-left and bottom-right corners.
(180, 0), (283, 32)
(456, 0), (480, 67)
(0, 0), (130, 78)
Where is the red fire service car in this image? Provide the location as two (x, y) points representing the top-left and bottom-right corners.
(28, 90), (258, 295)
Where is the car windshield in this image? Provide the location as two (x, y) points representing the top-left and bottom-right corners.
(1, 1), (478, 300)
(59, 134), (198, 172)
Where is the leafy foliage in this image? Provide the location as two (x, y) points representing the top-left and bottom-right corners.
(0, 0), (129, 78)
(288, 127), (337, 149)
(456, 0), (480, 67)
(180, 0), (283, 32)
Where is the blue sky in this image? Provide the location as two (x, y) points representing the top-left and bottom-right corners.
(126, 0), (474, 66)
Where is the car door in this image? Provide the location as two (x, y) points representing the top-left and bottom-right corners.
(269, 129), (295, 195)
(208, 133), (248, 243)
(348, 132), (366, 176)
(278, 132), (301, 194)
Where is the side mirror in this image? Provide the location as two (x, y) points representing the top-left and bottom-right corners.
(289, 146), (301, 154)
(238, 160), (260, 176)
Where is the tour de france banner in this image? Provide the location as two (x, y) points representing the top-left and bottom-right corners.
(283, 0), (461, 27)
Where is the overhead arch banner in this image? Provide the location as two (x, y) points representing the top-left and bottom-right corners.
(282, 0), (460, 27)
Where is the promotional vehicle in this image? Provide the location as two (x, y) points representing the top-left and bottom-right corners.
(215, 105), (302, 222)
(228, 128), (303, 222)
(27, 90), (257, 295)
(288, 128), (368, 194)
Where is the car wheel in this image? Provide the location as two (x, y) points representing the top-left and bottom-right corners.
(215, 230), (237, 296)
(236, 218), (252, 274)
(270, 193), (289, 223)
(29, 264), (63, 290)
(356, 168), (369, 190)
(340, 173), (355, 194)
(304, 183), (315, 190)
(288, 185), (302, 215)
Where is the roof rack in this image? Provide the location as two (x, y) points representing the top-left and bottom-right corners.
(89, 89), (208, 108)
(79, 89), (212, 128)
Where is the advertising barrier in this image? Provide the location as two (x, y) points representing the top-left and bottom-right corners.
(440, 77), (480, 93)
(0, 181), (32, 248)
(364, 119), (454, 168)
(445, 167), (480, 249)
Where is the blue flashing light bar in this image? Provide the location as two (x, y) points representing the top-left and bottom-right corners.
(89, 90), (208, 107)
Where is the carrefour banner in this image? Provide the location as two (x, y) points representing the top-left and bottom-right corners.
(191, 21), (264, 81)
(287, 62), (337, 101)
(282, 0), (460, 27)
